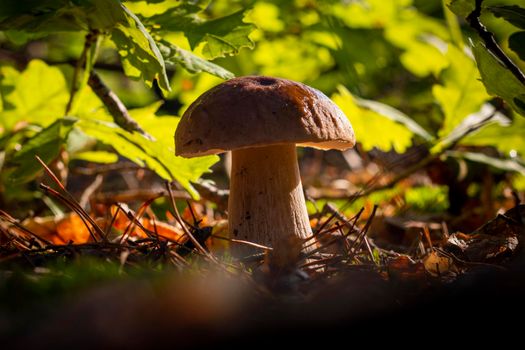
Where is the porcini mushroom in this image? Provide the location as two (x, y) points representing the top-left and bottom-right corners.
(175, 76), (355, 255)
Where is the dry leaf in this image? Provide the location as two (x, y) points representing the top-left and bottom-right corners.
(423, 250), (456, 277)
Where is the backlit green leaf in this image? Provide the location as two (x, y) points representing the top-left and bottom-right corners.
(472, 41), (525, 117)
(253, 36), (333, 81)
(446, 150), (525, 174)
(332, 86), (415, 153)
(385, 19), (449, 77)
(78, 103), (218, 198)
(72, 150), (119, 164)
(158, 40), (234, 80)
(151, 8), (255, 59)
(447, 0), (475, 18)
(463, 112), (525, 157)
(112, 4), (170, 95)
(0, 60), (69, 130)
(353, 96), (432, 141)
(8, 117), (76, 184)
(432, 45), (490, 136)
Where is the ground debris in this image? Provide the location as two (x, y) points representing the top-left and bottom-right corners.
(444, 205), (525, 263)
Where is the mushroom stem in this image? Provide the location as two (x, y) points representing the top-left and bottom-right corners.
(228, 144), (312, 256)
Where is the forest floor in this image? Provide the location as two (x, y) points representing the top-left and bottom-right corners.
(1, 153), (524, 348)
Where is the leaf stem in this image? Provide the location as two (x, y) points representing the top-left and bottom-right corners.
(65, 30), (99, 115)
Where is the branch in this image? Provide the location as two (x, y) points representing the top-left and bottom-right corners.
(466, 0), (525, 85)
(65, 30), (99, 115)
(88, 70), (152, 139)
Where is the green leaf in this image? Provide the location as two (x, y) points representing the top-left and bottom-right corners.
(447, 0), (475, 18)
(446, 150), (525, 174)
(0, 0), (132, 33)
(405, 185), (449, 213)
(158, 40), (234, 80)
(0, 1), (171, 95)
(432, 103), (502, 154)
(432, 45), (490, 136)
(77, 103), (218, 198)
(332, 86), (415, 153)
(354, 96), (433, 141)
(72, 150), (118, 164)
(397, 41), (448, 77)
(152, 9), (256, 59)
(0, 0), (85, 33)
(489, 5), (525, 30)
(472, 41), (525, 117)
(111, 4), (170, 95)
(463, 111), (525, 157)
(8, 117), (76, 184)
(384, 18), (449, 77)
(509, 31), (525, 60)
(0, 59), (69, 130)
(253, 36), (333, 82)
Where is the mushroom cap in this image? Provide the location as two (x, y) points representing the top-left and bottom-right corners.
(175, 76), (355, 157)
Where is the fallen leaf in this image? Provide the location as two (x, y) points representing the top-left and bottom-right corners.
(387, 255), (427, 282)
(423, 250), (456, 278)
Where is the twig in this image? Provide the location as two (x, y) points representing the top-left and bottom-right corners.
(165, 182), (219, 264)
(39, 184), (99, 242)
(104, 205), (122, 240)
(211, 234), (273, 251)
(36, 156), (67, 192)
(94, 189), (189, 204)
(65, 30), (99, 115)
(323, 203), (364, 235)
(79, 174), (103, 209)
(347, 205), (378, 259)
(36, 156), (106, 241)
(88, 70), (152, 138)
(300, 255), (343, 270)
(466, 0), (525, 85)
(0, 210), (52, 246)
(72, 162), (142, 175)
(304, 222), (356, 259)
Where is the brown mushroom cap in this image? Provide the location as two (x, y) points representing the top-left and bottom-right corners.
(175, 76), (355, 157)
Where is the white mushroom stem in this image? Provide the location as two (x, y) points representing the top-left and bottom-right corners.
(228, 143), (312, 255)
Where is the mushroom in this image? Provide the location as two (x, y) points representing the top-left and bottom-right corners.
(175, 76), (355, 255)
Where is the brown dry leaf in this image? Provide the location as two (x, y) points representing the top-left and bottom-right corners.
(387, 255), (427, 282)
(19, 214), (92, 245)
(141, 219), (185, 242)
(205, 219), (229, 252)
(445, 205), (524, 263)
(21, 216), (62, 242)
(446, 232), (518, 262)
(181, 203), (210, 227)
(55, 214), (93, 244)
(12, 207), (185, 245)
(423, 250), (456, 278)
